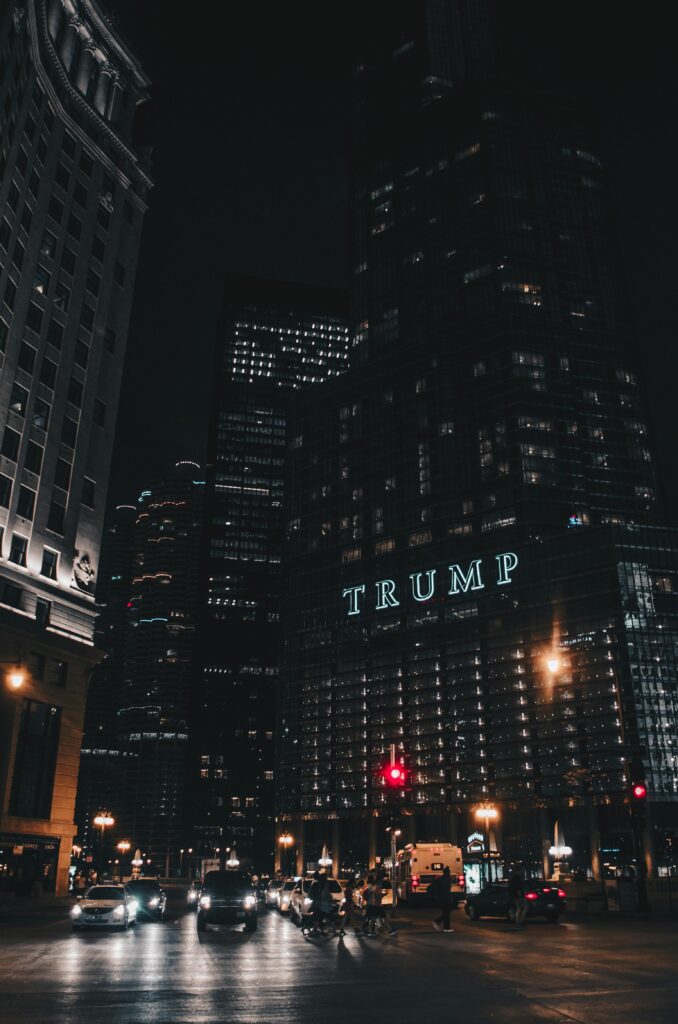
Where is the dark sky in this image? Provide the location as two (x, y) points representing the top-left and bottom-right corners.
(107, 1), (678, 513)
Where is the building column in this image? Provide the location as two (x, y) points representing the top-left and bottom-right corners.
(368, 816), (377, 869)
(448, 809), (460, 846)
(94, 64), (113, 117)
(59, 19), (80, 73)
(295, 819), (305, 877)
(47, 0), (62, 40)
(76, 42), (95, 95)
(106, 77), (124, 123)
(273, 822), (282, 874)
(586, 798), (601, 880)
(332, 819), (340, 878)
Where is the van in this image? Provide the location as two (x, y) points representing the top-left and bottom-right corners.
(396, 843), (464, 901)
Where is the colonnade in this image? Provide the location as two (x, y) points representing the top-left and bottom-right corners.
(47, 0), (124, 121)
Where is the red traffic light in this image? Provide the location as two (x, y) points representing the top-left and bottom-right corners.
(632, 782), (647, 800)
(383, 763), (407, 787)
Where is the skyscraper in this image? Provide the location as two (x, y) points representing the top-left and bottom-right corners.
(192, 276), (348, 869)
(277, 1), (678, 881)
(0, 0), (150, 893)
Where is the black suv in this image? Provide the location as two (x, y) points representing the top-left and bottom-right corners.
(126, 878), (167, 920)
(197, 871), (258, 933)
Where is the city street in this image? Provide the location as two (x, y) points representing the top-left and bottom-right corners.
(0, 899), (676, 1024)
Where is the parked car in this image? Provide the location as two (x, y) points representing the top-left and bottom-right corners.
(196, 870), (258, 933)
(264, 878), (285, 908)
(71, 884), (137, 931)
(464, 882), (566, 923)
(278, 879), (296, 914)
(125, 878), (167, 920)
(290, 877), (344, 925)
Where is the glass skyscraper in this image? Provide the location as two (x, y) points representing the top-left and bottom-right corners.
(277, 0), (678, 880)
(192, 276), (348, 869)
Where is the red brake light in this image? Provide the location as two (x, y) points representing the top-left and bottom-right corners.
(458, 875), (465, 887)
(411, 875), (419, 888)
(557, 889), (566, 898)
(525, 892), (538, 900)
(542, 887), (552, 893)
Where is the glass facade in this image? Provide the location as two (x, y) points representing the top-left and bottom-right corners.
(277, 1), (678, 877)
(191, 277), (348, 869)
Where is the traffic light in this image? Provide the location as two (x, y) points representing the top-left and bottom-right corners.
(631, 782), (647, 801)
(383, 762), (407, 788)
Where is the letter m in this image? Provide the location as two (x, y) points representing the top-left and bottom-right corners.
(448, 559), (484, 595)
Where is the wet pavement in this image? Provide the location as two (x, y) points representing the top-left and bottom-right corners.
(0, 900), (676, 1023)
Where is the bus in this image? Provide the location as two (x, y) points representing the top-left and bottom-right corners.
(396, 843), (465, 902)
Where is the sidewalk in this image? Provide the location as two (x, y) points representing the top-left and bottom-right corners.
(0, 893), (73, 916)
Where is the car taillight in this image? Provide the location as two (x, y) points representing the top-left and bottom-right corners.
(411, 875), (419, 888)
(458, 875), (465, 887)
(542, 888), (552, 893)
(525, 892), (538, 900)
(557, 889), (566, 898)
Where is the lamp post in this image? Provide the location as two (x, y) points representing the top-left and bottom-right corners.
(475, 805), (499, 884)
(279, 832), (294, 877)
(117, 840), (131, 878)
(93, 813), (114, 876)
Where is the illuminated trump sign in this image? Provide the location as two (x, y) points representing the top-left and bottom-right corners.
(342, 551), (518, 616)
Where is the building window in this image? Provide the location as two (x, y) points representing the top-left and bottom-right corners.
(0, 473), (12, 507)
(54, 458), (71, 491)
(27, 653), (45, 680)
(93, 400), (106, 427)
(47, 660), (67, 687)
(17, 341), (37, 374)
(9, 535), (28, 565)
(9, 700), (62, 818)
(264, 771), (273, 781)
(1, 425), (20, 462)
(46, 501), (65, 535)
(47, 319), (63, 349)
(17, 486), (35, 521)
(40, 549), (58, 580)
(33, 399), (50, 431)
(10, 382), (28, 415)
(82, 478), (95, 508)
(67, 378), (83, 408)
(40, 357), (57, 389)
(61, 417), (77, 448)
(36, 598), (51, 629)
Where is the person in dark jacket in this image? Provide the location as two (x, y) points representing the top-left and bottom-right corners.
(508, 870), (528, 929)
(432, 867), (454, 932)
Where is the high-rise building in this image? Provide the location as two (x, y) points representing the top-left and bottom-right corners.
(108, 462), (205, 876)
(192, 276), (348, 869)
(0, 0), (150, 894)
(73, 501), (137, 854)
(277, 1), (678, 881)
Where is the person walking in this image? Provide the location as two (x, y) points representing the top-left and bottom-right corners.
(432, 866), (454, 932)
(362, 875), (381, 935)
(508, 869), (528, 929)
(341, 880), (356, 935)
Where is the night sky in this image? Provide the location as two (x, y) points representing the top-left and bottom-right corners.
(107, 1), (678, 513)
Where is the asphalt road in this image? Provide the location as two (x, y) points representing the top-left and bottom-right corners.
(0, 900), (676, 1024)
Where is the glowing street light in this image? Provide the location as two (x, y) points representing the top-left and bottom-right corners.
(546, 655), (561, 674)
(6, 668), (25, 690)
(278, 832), (294, 848)
(475, 805), (499, 823)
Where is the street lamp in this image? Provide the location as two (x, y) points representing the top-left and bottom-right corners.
(475, 805), (499, 884)
(6, 668), (25, 690)
(93, 813), (114, 875)
(278, 832), (294, 876)
(546, 655), (561, 674)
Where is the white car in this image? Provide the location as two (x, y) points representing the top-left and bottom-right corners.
(71, 884), (138, 930)
(265, 879), (285, 908)
(278, 879), (296, 914)
(289, 877), (344, 925)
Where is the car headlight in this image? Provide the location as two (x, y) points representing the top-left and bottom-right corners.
(128, 899), (138, 910)
(149, 897), (160, 908)
(199, 895), (211, 909)
(71, 904), (82, 917)
(113, 905), (125, 918)
(243, 895), (256, 909)
(187, 891), (197, 903)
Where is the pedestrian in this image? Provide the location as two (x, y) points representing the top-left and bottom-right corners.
(362, 875), (382, 935)
(432, 867), (454, 932)
(508, 869), (528, 929)
(341, 880), (356, 934)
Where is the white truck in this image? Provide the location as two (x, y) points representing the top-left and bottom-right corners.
(396, 842), (465, 902)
